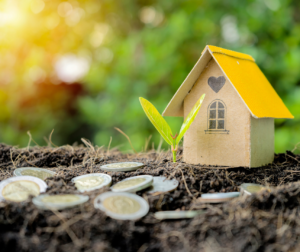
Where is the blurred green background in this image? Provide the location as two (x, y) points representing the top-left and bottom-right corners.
(0, 0), (299, 154)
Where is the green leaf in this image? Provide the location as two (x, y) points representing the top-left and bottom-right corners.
(139, 97), (173, 145)
(176, 94), (206, 145)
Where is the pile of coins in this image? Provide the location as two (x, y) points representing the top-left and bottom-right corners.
(0, 162), (270, 221)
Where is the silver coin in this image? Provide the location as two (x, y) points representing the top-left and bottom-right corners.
(33, 194), (89, 210)
(198, 192), (240, 203)
(94, 192), (149, 220)
(71, 173), (112, 192)
(14, 167), (56, 180)
(146, 176), (179, 194)
(111, 175), (153, 193)
(240, 183), (267, 196)
(0, 176), (47, 202)
(100, 162), (144, 172)
(154, 210), (205, 220)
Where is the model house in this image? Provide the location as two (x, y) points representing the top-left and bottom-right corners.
(163, 45), (294, 167)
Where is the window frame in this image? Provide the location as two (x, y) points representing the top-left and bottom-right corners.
(205, 99), (229, 134)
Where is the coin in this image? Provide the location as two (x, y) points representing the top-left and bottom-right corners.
(198, 192), (240, 203)
(14, 167), (56, 180)
(146, 176), (179, 194)
(94, 192), (149, 220)
(0, 176), (47, 202)
(100, 162), (144, 172)
(33, 194), (89, 210)
(240, 183), (267, 196)
(71, 173), (112, 192)
(111, 175), (153, 193)
(154, 210), (205, 220)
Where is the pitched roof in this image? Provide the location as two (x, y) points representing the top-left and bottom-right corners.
(163, 45), (294, 119)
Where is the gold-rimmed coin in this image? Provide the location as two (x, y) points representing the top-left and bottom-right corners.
(94, 192), (149, 220)
(111, 175), (153, 193)
(198, 192), (240, 203)
(71, 173), (112, 192)
(100, 162), (144, 172)
(33, 194), (89, 210)
(14, 167), (56, 180)
(146, 177), (179, 194)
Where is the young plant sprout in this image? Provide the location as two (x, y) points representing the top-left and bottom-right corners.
(139, 94), (205, 162)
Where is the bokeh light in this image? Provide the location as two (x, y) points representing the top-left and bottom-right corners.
(0, 0), (298, 155)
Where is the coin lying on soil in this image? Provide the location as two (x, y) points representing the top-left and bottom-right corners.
(154, 210), (205, 220)
(71, 173), (112, 192)
(0, 176), (47, 202)
(100, 162), (144, 172)
(94, 192), (149, 220)
(33, 194), (89, 210)
(146, 176), (179, 194)
(240, 183), (268, 196)
(111, 175), (153, 193)
(14, 167), (56, 180)
(198, 192), (240, 203)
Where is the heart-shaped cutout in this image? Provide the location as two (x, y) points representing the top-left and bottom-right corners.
(208, 76), (226, 93)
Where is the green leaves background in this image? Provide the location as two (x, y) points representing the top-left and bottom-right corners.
(0, 0), (299, 154)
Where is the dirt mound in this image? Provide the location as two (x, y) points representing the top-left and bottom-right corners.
(0, 144), (299, 252)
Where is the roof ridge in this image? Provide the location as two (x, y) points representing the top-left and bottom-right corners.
(207, 45), (255, 62)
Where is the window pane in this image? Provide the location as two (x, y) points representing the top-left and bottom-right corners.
(209, 110), (216, 119)
(209, 120), (216, 129)
(218, 110), (224, 119)
(218, 102), (224, 108)
(210, 102), (216, 108)
(218, 120), (224, 129)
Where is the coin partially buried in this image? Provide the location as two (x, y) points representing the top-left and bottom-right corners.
(14, 167), (56, 180)
(0, 176), (47, 202)
(33, 194), (89, 210)
(240, 183), (267, 196)
(100, 162), (144, 172)
(146, 176), (179, 194)
(111, 175), (153, 193)
(71, 173), (112, 192)
(154, 210), (205, 220)
(198, 192), (240, 203)
(94, 192), (149, 220)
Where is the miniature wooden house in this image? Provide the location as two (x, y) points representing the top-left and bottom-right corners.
(163, 45), (294, 167)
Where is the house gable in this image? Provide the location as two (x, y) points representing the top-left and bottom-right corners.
(183, 58), (251, 166)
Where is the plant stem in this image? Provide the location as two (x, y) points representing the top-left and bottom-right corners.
(172, 150), (177, 163)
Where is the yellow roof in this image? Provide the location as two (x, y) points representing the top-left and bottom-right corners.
(163, 45), (294, 119)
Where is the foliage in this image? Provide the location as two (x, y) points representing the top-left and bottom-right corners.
(0, 0), (299, 154)
(140, 94), (205, 162)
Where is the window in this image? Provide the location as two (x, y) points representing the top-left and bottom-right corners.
(205, 100), (229, 134)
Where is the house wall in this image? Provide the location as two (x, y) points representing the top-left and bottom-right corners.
(183, 58), (251, 167)
(250, 117), (274, 167)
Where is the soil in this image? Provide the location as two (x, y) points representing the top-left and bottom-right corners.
(0, 143), (300, 252)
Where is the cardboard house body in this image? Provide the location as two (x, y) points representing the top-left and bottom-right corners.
(163, 45), (294, 167)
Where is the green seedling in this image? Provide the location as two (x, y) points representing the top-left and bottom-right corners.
(139, 94), (205, 162)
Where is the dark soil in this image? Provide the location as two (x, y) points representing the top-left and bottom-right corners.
(0, 143), (300, 252)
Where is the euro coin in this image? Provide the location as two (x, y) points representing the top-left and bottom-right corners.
(198, 192), (240, 203)
(0, 176), (47, 202)
(146, 176), (179, 194)
(100, 162), (144, 172)
(154, 210), (205, 220)
(240, 183), (267, 196)
(33, 194), (89, 210)
(71, 173), (112, 192)
(14, 167), (56, 180)
(111, 175), (153, 193)
(94, 192), (149, 220)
